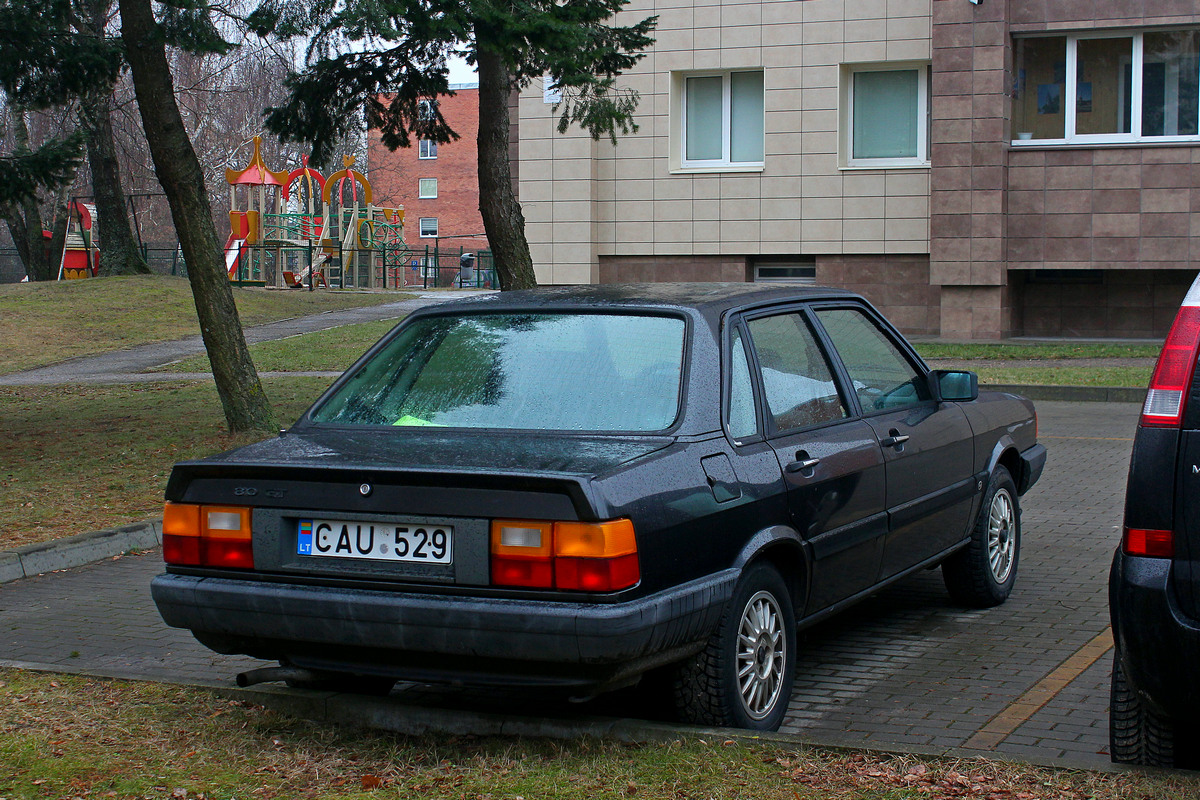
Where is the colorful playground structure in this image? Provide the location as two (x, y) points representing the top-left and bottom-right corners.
(57, 201), (100, 280)
(224, 137), (410, 289)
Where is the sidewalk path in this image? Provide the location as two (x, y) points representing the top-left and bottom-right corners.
(0, 291), (485, 386)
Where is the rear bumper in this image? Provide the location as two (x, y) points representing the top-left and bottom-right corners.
(1017, 443), (1046, 495)
(152, 569), (736, 688)
(1109, 550), (1200, 720)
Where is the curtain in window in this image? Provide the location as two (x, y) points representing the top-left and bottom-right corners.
(730, 71), (765, 163)
(685, 76), (724, 161)
(853, 70), (917, 159)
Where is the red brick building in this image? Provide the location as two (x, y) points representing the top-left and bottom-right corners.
(368, 84), (488, 263)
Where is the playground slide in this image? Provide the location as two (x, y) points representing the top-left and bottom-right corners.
(224, 233), (246, 277)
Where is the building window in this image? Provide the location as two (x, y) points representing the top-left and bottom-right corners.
(419, 139), (437, 159)
(841, 63), (930, 167)
(675, 70), (764, 170)
(417, 99), (437, 120)
(419, 217), (438, 237)
(418, 178), (437, 199)
(1014, 31), (1200, 144)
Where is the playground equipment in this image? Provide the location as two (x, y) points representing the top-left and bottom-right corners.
(224, 137), (410, 289)
(57, 201), (100, 280)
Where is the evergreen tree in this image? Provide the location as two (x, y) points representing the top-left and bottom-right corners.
(250, 0), (656, 290)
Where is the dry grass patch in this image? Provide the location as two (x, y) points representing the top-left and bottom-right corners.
(0, 275), (410, 375)
(0, 377), (333, 548)
(0, 670), (1195, 800)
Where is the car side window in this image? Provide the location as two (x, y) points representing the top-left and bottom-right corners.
(815, 307), (930, 411)
(746, 313), (848, 433)
(728, 327), (759, 440)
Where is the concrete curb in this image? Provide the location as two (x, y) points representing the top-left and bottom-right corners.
(0, 520), (161, 584)
(984, 383), (1145, 404)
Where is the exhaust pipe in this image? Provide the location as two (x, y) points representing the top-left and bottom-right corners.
(236, 666), (318, 687)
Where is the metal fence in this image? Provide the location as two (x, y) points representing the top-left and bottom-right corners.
(408, 245), (496, 289)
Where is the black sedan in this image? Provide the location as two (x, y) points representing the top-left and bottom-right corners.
(152, 283), (1045, 731)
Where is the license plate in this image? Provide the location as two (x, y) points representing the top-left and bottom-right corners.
(297, 519), (453, 564)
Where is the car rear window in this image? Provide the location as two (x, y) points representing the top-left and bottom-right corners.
(310, 312), (687, 432)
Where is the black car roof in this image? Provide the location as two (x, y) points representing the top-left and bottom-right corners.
(428, 282), (860, 317)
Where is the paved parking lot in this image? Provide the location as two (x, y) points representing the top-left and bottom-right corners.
(0, 400), (1134, 768)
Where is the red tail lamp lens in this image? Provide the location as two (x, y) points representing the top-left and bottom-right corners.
(1142, 305), (1200, 428)
(1123, 527), (1174, 559)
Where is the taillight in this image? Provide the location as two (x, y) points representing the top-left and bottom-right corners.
(490, 518), (639, 592)
(162, 503), (254, 569)
(1123, 527), (1174, 559)
(1141, 302), (1200, 428)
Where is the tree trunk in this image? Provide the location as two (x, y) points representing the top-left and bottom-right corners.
(118, 0), (275, 432)
(82, 93), (151, 276)
(9, 114), (55, 281)
(475, 47), (537, 291)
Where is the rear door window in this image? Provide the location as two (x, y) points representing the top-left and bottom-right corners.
(746, 312), (848, 434)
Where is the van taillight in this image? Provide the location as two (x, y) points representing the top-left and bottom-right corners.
(1141, 304), (1200, 428)
(1123, 527), (1174, 559)
(162, 503), (254, 569)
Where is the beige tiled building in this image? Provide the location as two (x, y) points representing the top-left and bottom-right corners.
(516, 0), (1200, 339)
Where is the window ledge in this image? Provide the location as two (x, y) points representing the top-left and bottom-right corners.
(1010, 139), (1200, 150)
(670, 164), (765, 175)
(840, 162), (930, 171)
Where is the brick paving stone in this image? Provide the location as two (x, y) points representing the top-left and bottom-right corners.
(0, 400), (1136, 769)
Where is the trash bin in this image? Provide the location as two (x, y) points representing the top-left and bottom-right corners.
(457, 253), (476, 288)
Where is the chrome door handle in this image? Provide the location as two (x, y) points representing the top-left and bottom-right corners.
(785, 457), (821, 474)
(880, 434), (910, 448)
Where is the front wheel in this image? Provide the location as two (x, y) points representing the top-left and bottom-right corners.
(943, 465), (1020, 608)
(672, 562), (796, 731)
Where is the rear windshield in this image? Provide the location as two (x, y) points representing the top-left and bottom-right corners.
(310, 312), (687, 432)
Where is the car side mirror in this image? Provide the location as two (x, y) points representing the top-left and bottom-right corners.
(933, 369), (978, 402)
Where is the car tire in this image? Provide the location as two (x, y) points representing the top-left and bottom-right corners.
(942, 465), (1020, 608)
(672, 562), (796, 731)
(1110, 651), (1175, 766)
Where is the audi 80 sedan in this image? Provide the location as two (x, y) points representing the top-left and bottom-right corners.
(152, 284), (1045, 731)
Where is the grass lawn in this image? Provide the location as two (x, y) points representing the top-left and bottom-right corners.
(0, 275), (412, 375)
(974, 366), (1152, 387)
(2, 670), (1195, 800)
(0, 377), (334, 549)
(914, 341), (1161, 360)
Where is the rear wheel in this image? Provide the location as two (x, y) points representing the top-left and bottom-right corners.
(672, 562), (796, 730)
(1110, 651), (1175, 766)
(943, 466), (1019, 607)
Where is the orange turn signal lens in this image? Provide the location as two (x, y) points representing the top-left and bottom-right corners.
(553, 520), (636, 558)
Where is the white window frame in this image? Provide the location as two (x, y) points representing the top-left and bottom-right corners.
(672, 69), (765, 173)
(1013, 30), (1200, 146)
(841, 62), (930, 169)
(418, 178), (437, 199)
(419, 217), (438, 238)
(418, 139), (437, 159)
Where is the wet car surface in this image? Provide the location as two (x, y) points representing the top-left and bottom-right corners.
(152, 283), (1045, 731)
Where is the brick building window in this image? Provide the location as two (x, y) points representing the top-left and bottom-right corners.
(419, 139), (438, 159)
(419, 217), (439, 237)
(674, 70), (764, 170)
(1014, 31), (1200, 144)
(418, 178), (437, 198)
(841, 63), (930, 168)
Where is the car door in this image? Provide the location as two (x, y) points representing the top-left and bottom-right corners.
(812, 305), (976, 580)
(737, 310), (887, 612)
